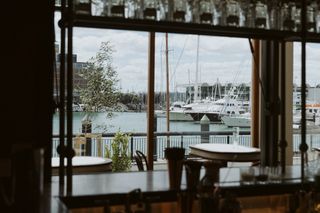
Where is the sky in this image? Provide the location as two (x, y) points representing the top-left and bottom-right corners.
(54, 12), (320, 92)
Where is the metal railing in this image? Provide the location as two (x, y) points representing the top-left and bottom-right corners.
(52, 131), (320, 160)
(52, 130), (250, 159)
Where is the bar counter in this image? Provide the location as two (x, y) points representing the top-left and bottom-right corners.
(43, 165), (315, 212)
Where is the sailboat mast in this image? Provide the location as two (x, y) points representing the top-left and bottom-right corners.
(165, 33), (170, 141)
(194, 35), (200, 102)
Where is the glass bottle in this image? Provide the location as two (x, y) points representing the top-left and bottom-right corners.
(173, 0), (187, 22)
(281, 0), (296, 31)
(143, 0), (159, 20)
(254, 0), (268, 29)
(315, 2), (320, 33)
(307, 4), (316, 32)
(213, 0), (223, 26)
(240, 0), (254, 28)
(74, 0), (92, 15)
(268, 0), (280, 30)
(109, 0), (125, 17)
(159, 0), (169, 21)
(198, 0), (214, 24)
(294, 1), (301, 32)
(226, 0), (240, 27)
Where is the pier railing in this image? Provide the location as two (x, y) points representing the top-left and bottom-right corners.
(53, 130), (248, 159)
(52, 131), (320, 160)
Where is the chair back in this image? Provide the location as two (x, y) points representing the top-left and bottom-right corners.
(135, 150), (149, 171)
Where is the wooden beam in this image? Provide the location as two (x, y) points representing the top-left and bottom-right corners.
(147, 32), (155, 170)
(251, 39), (260, 148)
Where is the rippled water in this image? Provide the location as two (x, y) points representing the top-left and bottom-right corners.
(52, 111), (248, 134)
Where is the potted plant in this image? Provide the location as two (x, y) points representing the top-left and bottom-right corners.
(105, 131), (131, 172)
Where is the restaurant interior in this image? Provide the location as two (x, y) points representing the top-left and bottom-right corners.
(2, 0), (320, 212)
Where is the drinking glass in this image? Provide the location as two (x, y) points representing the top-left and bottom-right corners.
(255, 166), (269, 184)
(269, 166), (282, 183)
(240, 167), (255, 185)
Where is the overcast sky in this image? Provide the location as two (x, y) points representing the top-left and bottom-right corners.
(54, 13), (320, 92)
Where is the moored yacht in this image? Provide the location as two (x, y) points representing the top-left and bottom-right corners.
(221, 112), (251, 128)
(183, 92), (247, 122)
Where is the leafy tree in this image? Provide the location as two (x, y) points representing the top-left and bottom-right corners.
(78, 41), (120, 115)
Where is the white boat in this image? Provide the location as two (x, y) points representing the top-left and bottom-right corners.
(155, 101), (194, 121)
(222, 111), (306, 128)
(221, 112), (251, 128)
(168, 102), (194, 121)
(183, 88), (247, 122)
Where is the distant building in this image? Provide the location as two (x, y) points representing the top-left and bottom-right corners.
(54, 45), (87, 103)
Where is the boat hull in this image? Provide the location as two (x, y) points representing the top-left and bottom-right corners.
(221, 116), (251, 127)
(155, 110), (194, 121)
(169, 111), (194, 121)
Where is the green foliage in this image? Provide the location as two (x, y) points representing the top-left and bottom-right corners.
(106, 131), (132, 172)
(78, 41), (120, 113)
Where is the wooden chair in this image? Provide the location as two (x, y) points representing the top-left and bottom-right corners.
(134, 150), (149, 171)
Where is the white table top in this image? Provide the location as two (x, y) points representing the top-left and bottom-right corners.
(190, 143), (260, 154)
(52, 156), (112, 167)
(189, 143), (260, 162)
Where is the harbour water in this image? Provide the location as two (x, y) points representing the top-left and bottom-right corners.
(52, 111), (249, 134)
(52, 112), (320, 156)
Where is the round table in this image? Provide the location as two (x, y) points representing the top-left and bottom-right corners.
(189, 144), (260, 166)
(52, 156), (112, 175)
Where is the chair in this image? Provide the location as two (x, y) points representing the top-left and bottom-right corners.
(134, 150), (149, 171)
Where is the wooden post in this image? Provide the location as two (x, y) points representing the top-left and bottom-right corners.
(147, 32), (155, 170)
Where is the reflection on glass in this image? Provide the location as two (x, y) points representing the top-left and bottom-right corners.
(198, 0), (213, 24)
(144, 0), (158, 20)
(226, 0), (240, 26)
(75, 0), (92, 15)
(173, 0), (187, 22)
(254, 0), (267, 28)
